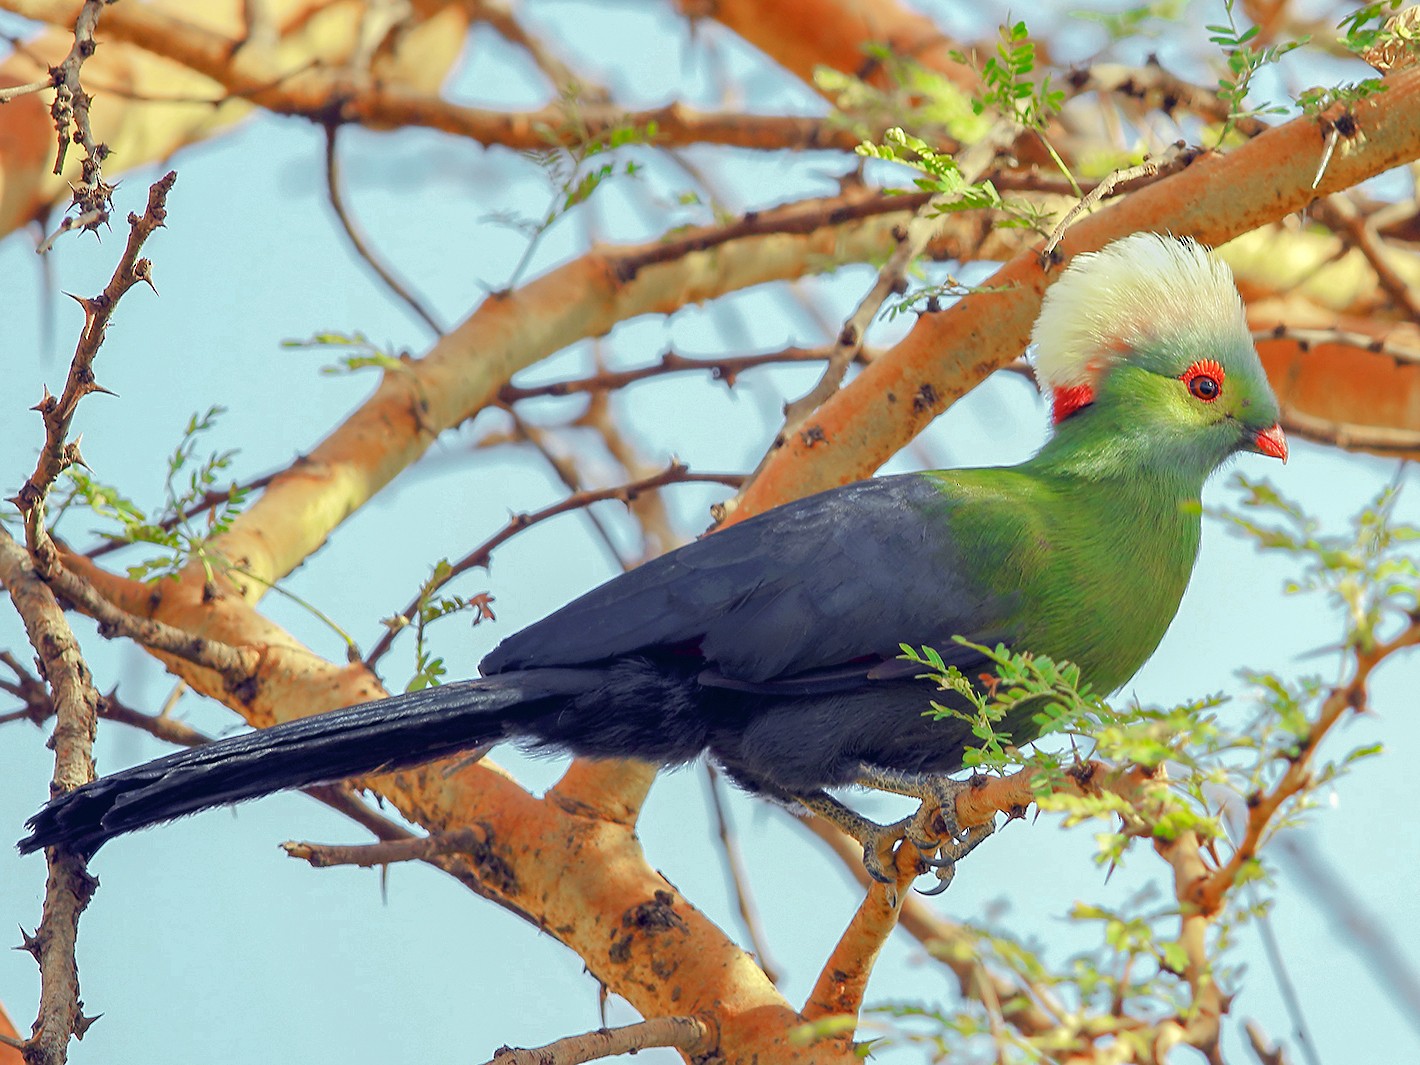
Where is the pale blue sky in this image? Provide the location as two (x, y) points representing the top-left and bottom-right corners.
(2, 3), (1417, 1062)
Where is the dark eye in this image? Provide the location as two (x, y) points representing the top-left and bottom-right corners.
(1188, 374), (1220, 401)
(1181, 359), (1225, 403)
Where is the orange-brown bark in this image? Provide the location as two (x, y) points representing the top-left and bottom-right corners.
(696, 0), (975, 91)
(732, 69), (1420, 518)
(0, 0), (468, 238)
(0, 1003), (22, 1065)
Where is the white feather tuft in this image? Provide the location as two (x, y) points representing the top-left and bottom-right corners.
(1031, 233), (1249, 393)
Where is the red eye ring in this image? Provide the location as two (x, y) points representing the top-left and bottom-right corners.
(1181, 359), (1225, 403)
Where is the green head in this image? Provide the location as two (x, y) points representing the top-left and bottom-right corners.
(1031, 233), (1287, 480)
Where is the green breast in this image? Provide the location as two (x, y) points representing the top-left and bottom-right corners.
(930, 465), (1203, 694)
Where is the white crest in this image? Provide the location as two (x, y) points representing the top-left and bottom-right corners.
(1031, 233), (1249, 393)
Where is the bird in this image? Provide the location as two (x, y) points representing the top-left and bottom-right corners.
(19, 233), (1287, 883)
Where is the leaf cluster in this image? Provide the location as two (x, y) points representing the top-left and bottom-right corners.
(381, 559), (497, 692)
(873, 479), (1415, 1059)
(58, 405), (247, 585)
(951, 22), (1064, 133)
(1207, 0), (1306, 140)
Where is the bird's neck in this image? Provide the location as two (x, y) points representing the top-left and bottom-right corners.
(1027, 405), (1219, 501)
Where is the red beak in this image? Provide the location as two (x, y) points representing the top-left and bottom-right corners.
(1249, 423), (1288, 462)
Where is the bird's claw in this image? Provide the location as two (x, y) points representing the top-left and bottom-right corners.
(849, 771), (1001, 897)
(859, 816), (913, 885)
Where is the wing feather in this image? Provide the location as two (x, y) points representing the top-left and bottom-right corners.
(480, 473), (1015, 682)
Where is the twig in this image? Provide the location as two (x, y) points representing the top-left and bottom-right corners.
(1314, 196), (1420, 321)
(0, 76), (56, 104)
(1280, 407), (1420, 456)
(29, 3), (859, 154)
(800, 870), (907, 1029)
(475, 1016), (711, 1065)
(322, 125), (444, 335)
(41, 556), (259, 695)
(498, 345), (842, 401)
(0, 529), (99, 1065)
(469, 0), (605, 99)
(1252, 893), (1324, 1065)
(500, 410), (628, 570)
(10, 172), (177, 578)
(362, 464), (743, 670)
(1042, 142), (1202, 259)
(703, 765), (781, 985)
(611, 186), (932, 282)
(1073, 60), (1268, 137)
(1, 651), (51, 723)
(43, 0), (113, 245)
(282, 824), (493, 869)
(572, 389), (684, 561)
(1255, 324), (1420, 368)
(1245, 1020), (1293, 1065)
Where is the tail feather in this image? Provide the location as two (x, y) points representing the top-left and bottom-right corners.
(19, 671), (593, 857)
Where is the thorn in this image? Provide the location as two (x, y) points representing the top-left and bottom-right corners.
(64, 437), (91, 472)
(132, 258), (158, 295)
(16, 925), (42, 960)
(73, 1010), (101, 1039)
(30, 385), (56, 413)
(87, 382), (118, 398)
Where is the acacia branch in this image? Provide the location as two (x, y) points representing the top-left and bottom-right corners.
(731, 67), (1420, 520)
(11, 0), (862, 153)
(475, 1016), (712, 1065)
(1314, 195), (1420, 321)
(1254, 324), (1420, 368)
(704, 765), (781, 984)
(0, 528), (98, 1065)
(42, 0), (111, 243)
(801, 876), (905, 1030)
(9, 172), (176, 576)
(283, 825), (494, 870)
(42, 560), (259, 694)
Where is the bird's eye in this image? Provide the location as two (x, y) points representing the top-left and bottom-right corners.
(1181, 360), (1225, 403)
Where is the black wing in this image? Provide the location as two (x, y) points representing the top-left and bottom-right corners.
(480, 473), (1016, 683)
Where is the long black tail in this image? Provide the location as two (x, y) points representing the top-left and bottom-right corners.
(19, 669), (602, 857)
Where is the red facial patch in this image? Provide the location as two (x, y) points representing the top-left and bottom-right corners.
(1181, 359), (1225, 402)
(1052, 384), (1095, 423)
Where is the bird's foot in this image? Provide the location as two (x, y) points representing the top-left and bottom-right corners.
(793, 791), (913, 887)
(857, 770), (994, 895)
(858, 815), (914, 886)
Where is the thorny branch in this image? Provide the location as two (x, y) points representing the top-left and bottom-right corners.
(1193, 621), (1420, 916)
(282, 824), (495, 869)
(0, 528), (98, 1065)
(40, 0), (112, 249)
(10, 172), (177, 577)
(1255, 324), (1420, 368)
(41, 554), (258, 694)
